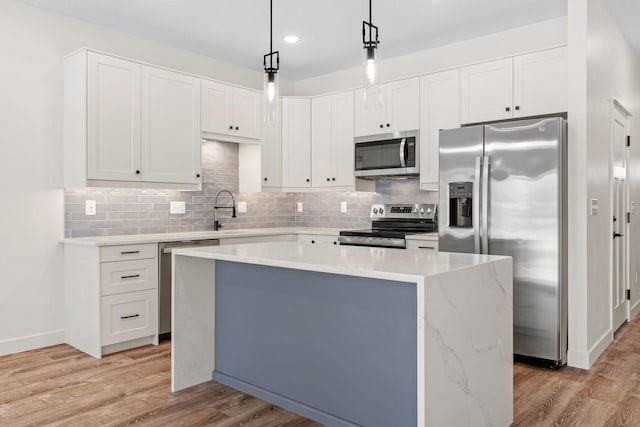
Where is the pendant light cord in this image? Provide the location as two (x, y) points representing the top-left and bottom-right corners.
(270, 0), (273, 55)
(369, 0), (372, 28)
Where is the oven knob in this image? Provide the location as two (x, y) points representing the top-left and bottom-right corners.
(413, 208), (419, 214)
(426, 208), (432, 214)
(419, 208), (425, 214)
(373, 208), (379, 214)
(379, 208), (384, 215)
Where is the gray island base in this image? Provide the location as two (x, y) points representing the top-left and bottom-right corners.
(171, 242), (513, 427)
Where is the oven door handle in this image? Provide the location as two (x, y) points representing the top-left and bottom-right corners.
(399, 138), (407, 168)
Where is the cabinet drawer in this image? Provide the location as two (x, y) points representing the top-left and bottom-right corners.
(298, 234), (339, 245)
(101, 258), (158, 296)
(406, 240), (439, 251)
(101, 290), (157, 346)
(101, 243), (156, 262)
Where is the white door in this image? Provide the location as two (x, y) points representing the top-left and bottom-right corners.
(513, 47), (568, 118)
(201, 79), (234, 136)
(354, 87), (386, 137)
(281, 98), (311, 189)
(386, 77), (420, 133)
(611, 104), (629, 332)
(141, 66), (201, 184)
(87, 52), (141, 181)
(419, 69), (460, 190)
(331, 91), (355, 187)
(460, 57), (513, 124)
(311, 95), (333, 187)
(233, 87), (262, 140)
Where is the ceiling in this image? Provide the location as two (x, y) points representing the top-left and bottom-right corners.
(604, 0), (640, 60)
(20, 0), (628, 82)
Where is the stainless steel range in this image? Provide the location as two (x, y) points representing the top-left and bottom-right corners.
(338, 204), (437, 249)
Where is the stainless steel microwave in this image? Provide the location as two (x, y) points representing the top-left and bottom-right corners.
(354, 130), (419, 178)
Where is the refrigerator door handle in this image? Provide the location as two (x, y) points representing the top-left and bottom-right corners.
(399, 138), (407, 168)
(473, 156), (481, 253)
(482, 155), (490, 254)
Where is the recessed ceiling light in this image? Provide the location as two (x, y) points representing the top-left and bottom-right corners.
(283, 35), (301, 44)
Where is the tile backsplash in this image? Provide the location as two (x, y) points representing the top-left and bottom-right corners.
(64, 141), (437, 238)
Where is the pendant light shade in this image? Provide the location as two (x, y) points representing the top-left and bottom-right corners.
(362, 0), (382, 110)
(263, 0), (280, 124)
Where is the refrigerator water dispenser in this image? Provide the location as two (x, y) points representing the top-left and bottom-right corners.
(448, 182), (473, 227)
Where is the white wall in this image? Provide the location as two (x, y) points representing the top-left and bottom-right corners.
(293, 17), (568, 96)
(0, 0), (277, 355)
(567, 0), (640, 368)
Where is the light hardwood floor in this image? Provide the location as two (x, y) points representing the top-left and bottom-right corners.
(2, 315), (640, 426)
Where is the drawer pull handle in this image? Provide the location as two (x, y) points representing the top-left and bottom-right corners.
(120, 251), (140, 255)
(121, 274), (141, 279)
(418, 246), (434, 250)
(120, 314), (140, 320)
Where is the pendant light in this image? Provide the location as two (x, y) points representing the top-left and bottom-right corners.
(362, 0), (382, 110)
(263, 0), (280, 124)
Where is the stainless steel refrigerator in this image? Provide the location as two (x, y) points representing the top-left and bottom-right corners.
(439, 117), (567, 367)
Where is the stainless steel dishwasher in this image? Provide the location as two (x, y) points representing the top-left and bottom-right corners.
(158, 239), (219, 339)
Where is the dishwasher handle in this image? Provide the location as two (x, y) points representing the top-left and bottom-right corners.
(161, 240), (220, 254)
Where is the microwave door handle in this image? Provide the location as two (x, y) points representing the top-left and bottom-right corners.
(399, 138), (407, 168)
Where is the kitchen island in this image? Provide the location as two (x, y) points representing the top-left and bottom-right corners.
(172, 242), (513, 427)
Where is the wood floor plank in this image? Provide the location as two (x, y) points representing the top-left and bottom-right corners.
(4, 314), (640, 426)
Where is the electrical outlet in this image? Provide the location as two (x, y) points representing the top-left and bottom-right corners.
(85, 200), (96, 216)
(340, 201), (347, 213)
(170, 201), (186, 214)
(590, 199), (599, 216)
(297, 202), (303, 213)
(238, 201), (247, 213)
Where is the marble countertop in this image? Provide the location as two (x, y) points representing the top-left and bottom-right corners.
(61, 227), (342, 246)
(173, 241), (507, 283)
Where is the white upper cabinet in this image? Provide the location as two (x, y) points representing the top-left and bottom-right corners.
(281, 98), (311, 189)
(311, 91), (355, 188)
(201, 80), (261, 141)
(261, 117), (282, 189)
(460, 57), (513, 124)
(419, 69), (460, 191)
(460, 46), (568, 124)
(86, 53), (141, 182)
(140, 66), (201, 185)
(354, 77), (419, 137)
(513, 47), (568, 118)
(65, 50), (202, 189)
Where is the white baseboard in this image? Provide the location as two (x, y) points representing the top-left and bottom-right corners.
(630, 299), (640, 320)
(0, 330), (65, 356)
(567, 328), (613, 369)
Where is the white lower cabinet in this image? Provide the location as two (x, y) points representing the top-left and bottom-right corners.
(64, 243), (158, 358)
(101, 290), (157, 346)
(406, 239), (439, 251)
(298, 234), (340, 245)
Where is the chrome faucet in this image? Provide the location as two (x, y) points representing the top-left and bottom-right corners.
(213, 190), (237, 231)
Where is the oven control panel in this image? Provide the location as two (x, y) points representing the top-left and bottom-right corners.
(370, 203), (437, 220)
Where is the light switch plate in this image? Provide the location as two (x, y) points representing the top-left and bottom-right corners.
(85, 200), (96, 216)
(297, 202), (303, 213)
(340, 201), (347, 213)
(170, 201), (186, 214)
(238, 201), (247, 213)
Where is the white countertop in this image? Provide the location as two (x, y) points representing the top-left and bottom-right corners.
(61, 227), (342, 246)
(173, 241), (507, 283)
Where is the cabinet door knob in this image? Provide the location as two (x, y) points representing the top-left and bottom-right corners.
(505, 107), (511, 112)
(326, 178), (330, 182)
(136, 170), (140, 175)
(235, 126), (239, 130)
(515, 105), (520, 111)
(264, 177), (268, 181)
(306, 178), (310, 182)
(311, 240), (315, 244)
(386, 123), (390, 127)
(229, 125), (233, 130)
(379, 124), (383, 128)
(196, 173), (200, 178)
(332, 177), (336, 181)
(333, 241), (337, 245)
